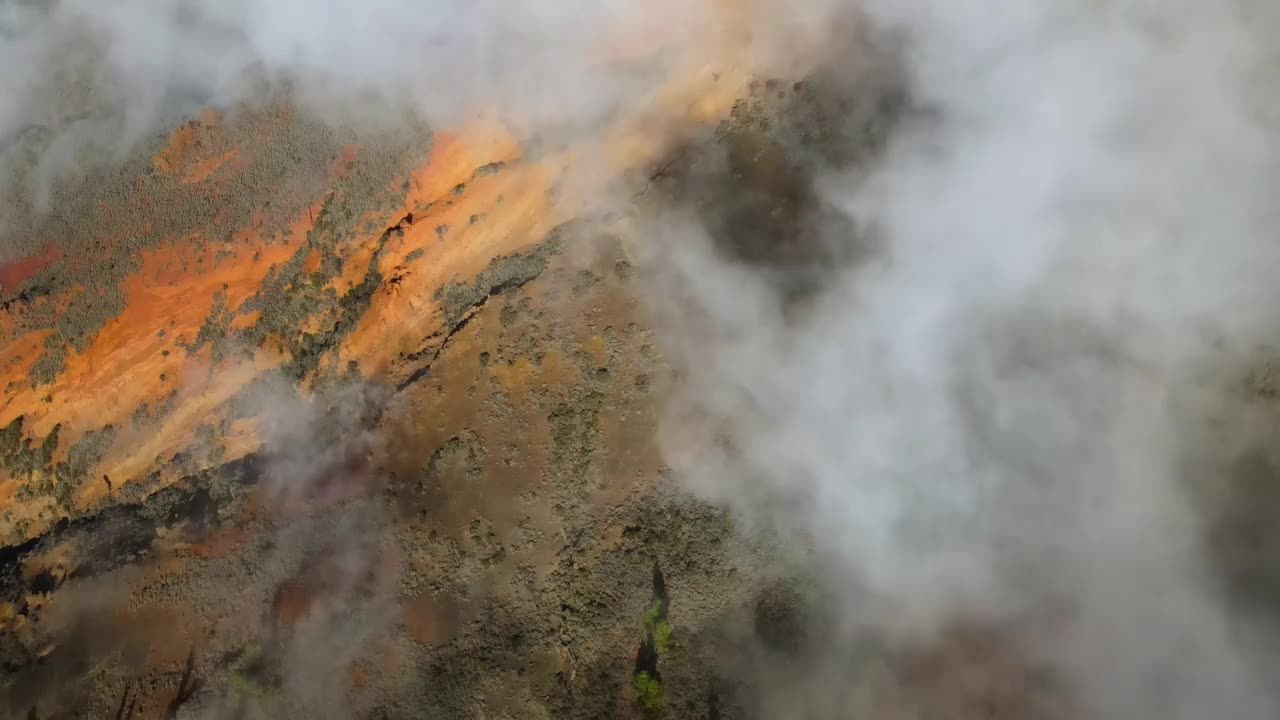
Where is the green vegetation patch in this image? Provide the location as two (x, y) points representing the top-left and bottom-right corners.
(653, 617), (673, 654)
(633, 562), (673, 713)
(633, 671), (663, 712)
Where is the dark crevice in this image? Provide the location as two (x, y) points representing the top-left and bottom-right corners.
(633, 560), (670, 712)
(0, 281), (53, 311)
(396, 224), (566, 391)
(112, 680), (137, 720)
(0, 453), (265, 607)
(27, 569), (57, 595)
(162, 647), (202, 719)
(385, 211), (415, 237)
(634, 635), (659, 680)
(396, 304), (484, 392)
(0, 220), (568, 604)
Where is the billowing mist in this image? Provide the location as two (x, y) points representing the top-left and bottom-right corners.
(646, 1), (1280, 718)
(6, 0), (1280, 717)
(0, 0), (717, 216)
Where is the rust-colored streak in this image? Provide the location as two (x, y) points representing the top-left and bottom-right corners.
(0, 241), (61, 293)
(181, 148), (239, 185)
(0, 54), (751, 545)
(272, 579), (314, 631)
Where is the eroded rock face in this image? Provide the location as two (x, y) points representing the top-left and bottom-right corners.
(0, 49), (897, 714)
(20, 22), (1279, 720)
(0, 225), (741, 718)
(0, 47), (782, 715)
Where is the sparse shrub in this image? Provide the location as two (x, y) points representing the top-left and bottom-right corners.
(653, 619), (673, 654)
(642, 600), (662, 628)
(633, 671), (663, 711)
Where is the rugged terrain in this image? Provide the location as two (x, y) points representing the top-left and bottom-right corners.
(6, 8), (1280, 719)
(0, 41), (897, 717)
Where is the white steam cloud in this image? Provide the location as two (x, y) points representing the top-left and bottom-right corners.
(650, 0), (1280, 718)
(5, 0), (1280, 717)
(0, 0), (711, 209)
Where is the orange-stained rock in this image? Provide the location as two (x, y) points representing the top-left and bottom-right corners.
(0, 56), (750, 547)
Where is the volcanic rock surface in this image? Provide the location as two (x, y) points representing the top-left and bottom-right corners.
(9, 15), (1274, 720)
(0, 48), (819, 717)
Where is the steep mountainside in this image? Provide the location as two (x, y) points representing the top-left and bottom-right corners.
(0, 46), (858, 718)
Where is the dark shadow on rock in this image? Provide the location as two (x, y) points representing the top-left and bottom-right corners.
(683, 569), (1074, 720)
(643, 35), (912, 310)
